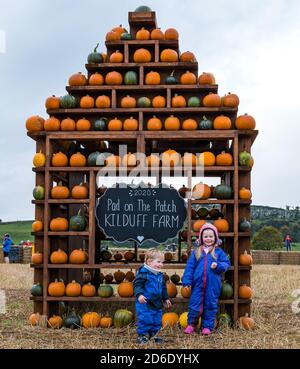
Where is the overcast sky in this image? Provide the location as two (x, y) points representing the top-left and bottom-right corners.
(0, 0), (299, 221)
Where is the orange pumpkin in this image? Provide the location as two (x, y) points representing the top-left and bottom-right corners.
(69, 248), (87, 264)
(105, 71), (123, 85)
(223, 93), (240, 108)
(235, 114), (256, 130)
(48, 315), (63, 329)
(50, 249), (68, 264)
(182, 118), (197, 131)
(66, 280), (81, 297)
(82, 283), (96, 297)
(106, 30), (118, 41)
(165, 28), (179, 40)
(160, 49), (179, 62)
(213, 115), (232, 130)
(239, 250), (253, 266)
(147, 116), (162, 130)
(202, 93), (221, 107)
(44, 117), (60, 131)
(193, 219), (206, 232)
(76, 118), (91, 131)
(181, 286), (191, 298)
(152, 96), (166, 108)
(180, 71), (197, 85)
(45, 95), (60, 110)
(118, 281), (134, 297)
(161, 149), (181, 167)
(171, 94), (186, 108)
(108, 118), (122, 131)
(109, 50), (124, 63)
(70, 152), (87, 167)
(199, 72), (216, 85)
(28, 313), (40, 326)
(26, 115), (45, 132)
(82, 312), (101, 328)
(239, 285), (253, 299)
(121, 95), (136, 108)
(239, 187), (252, 201)
(162, 312), (179, 327)
(136, 27), (150, 40)
(123, 117), (138, 131)
(166, 282), (178, 298)
(31, 251), (43, 264)
(214, 218), (230, 232)
(105, 155), (121, 167)
(122, 153), (137, 167)
(95, 95), (111, 108)
(145, 71), (161, 85)
(151, 28), (164, 40)
(180, 51), (196, 62)
(133, 48), (152, 63)
(49, 218), (68, 232)
(182, 153), (197, 166)
(99, 315), (113, 328)
(164, 115), (180, 130)
(192, 183), (211, 200)
(147, 154), (160, 167)
(48, 279), (65, 297)
(32, 221), (43, 233)
(112, 25), (127, 38)
(216, 151), (233, 166)
(199, 152), (216, 166)
(89, 72), (104, 86)
(61, 117), (76, 131)
(68, 72), (87, 86)
(239, 313), (255, 330)
(80, 95), (94, 109)
(71, 184), (89, 199)
(51, 182), (69, 199)
(52, 152), (68, 167)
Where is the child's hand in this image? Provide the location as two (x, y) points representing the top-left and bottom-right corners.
(138, 295), (147, 304)
(164, 299), (172, 309)
(211, 262), (217, 269)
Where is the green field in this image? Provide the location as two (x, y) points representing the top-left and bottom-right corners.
(0, 221), (33, 244)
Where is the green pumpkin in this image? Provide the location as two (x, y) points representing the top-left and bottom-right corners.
(239, 151), (252, 166)
(239, 218), (251, 232)
(135, 5), (152, 12)
(137, 97), (151, 108)
(121, 33), (132, 40)
(64, 310), (81, 329)
(113, 309), (134, 328)
(220, 282), (233, 299)
(93, 117), (107, 131)
(199, 116), (213, 130)
(124, 71), (138, 85)
(33, 185), (45, 200)
(213, 183), (232, 199)
(69, 209), (87, 231)
(31, 283), (43, 296)
(170, 273), (180, 285)
(166, 71), (178, 85)
(218, 313), (232, 328)
(98, 284), (114, 298)
(100, 250), (112, 261)
(188, 96), (200, 107)
(197, 207), (209, 219)
(60, 94), (77, 109)
(87, 43), (103, 64)
(88, 151), (101, 167)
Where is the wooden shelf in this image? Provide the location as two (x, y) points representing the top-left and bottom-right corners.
(105, 40), (179, 48)
(32, 199), (90, 204)
(190, 232), (251, 238)
(86, 61), (198, 71)
(190, 200), (252, 205)
(31, 232), (89, 237)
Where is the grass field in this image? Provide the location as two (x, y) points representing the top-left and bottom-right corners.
(0, 264), (299, 349)
(0, 221), (33, 244)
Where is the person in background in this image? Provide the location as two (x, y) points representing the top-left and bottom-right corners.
(284, 234), (292, 252)
(2, 233), (13, 263)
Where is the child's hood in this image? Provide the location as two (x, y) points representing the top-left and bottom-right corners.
(198, 223), (222, 246)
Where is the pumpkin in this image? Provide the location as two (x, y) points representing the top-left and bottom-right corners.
(182, 118), (197, 131)
(164, 115), (180, 130)
(123, 117), (138, 131)
(93, 117), (107, 131)
(97, 184), (107, 197)
(213, 115), (232, 130)
(220, 281), (233, 299)
(147, 154), (160, 167)
(104, 273), (113, 283)
(216, 151), (233, 166)
(64, 310), (81, 329)
(166, 70), (178, 84)
(66, 280), (81, 297)
(137, 96), (151, 108)
(88, 151), (101, 166)
(45, 95), (60, 110)
(160, 49), (178, 62)
(106, 30), (118, 42)
(172, 94), (186, 108)
(192, 183), (211, 200)
(89, 72), (104, 85)
(239, 313), (255, 330)
(209, 207), (222, 220)
(80, 95), (94, 109)
(70, 248), (87, 264)
(50, 249), (68, 264)
(170, 273), (180, 285)
(125, 270), (135, 282)
(105, 154), (121, 167)
(95, 95), (111, 108)
(69, 72), (87, 86)
(164, 252), (173, 262)
(162, 312), (179, 327)
(52, 152), (68, 167)
(31, 283), (43, 296)
(133, 48), (151, 63)
(239, 219), (251, 232)
(109, 50), (124, 63)
(199, 116), (213, 130)
(98, 284), (114, 298)
(114, 270), (126, 283)
(147, 116), (162, 131)
(136, 27), (150, 40)
(71, 183), (89, 199)
(81, 312), (100, 328)
(180, 71), (197, 85)
(87, 43), (103, 63)
(108, 117), (122, 131)
(151, 28), (164, 40)
(236, 114), (256, 130)
(218, 313), (232, 328)
(193, 219), (206, 232)
(101, 250), (112, 261)
(199, 152), (216, 167)
(214, 218), (230, 233)
(180, 51), (196, 62)
(179, 312), (201, 329)
(60, 94), (77, 108)
(223, 93), (240, 108)
(100, 315), (113, 328)
(199, 72), (216, 85)
(49, 217), (68, 232)
(239, 250), (253, 266)
(100, 273), (105, 284)
(33, 186), (45, 200)
(124, 250), (135, 261)
(239, 151), (252, 167)
(81, 283), (96, 297)
(105, 71), (123, 85)
(118, 281), (134, 297)
(124, 70), (138, 85)
(203, 93), (222, 107)
(28, 313), (40, 326)
(48, 315), (63, 329)
(166, 282), (178, 298)
(145, 70), (161, 85)
(44, 117), (60, 131)
(162, 149), (181, 167)
(181, 286), (191, 299)
(61, 117), (76, 131)
(164, 273), (170, 282)
(51, 182), (69, 199)
(113, 309), (133, 328)
(182, 153), (197, 166)
(112, 25), (127, 38)
(26, 115), (45, 132)
(69, 209), (87, 231)
(70, 152), (87, 167)
(122, 152), (137, 167)
(31, 251), (43, 264)
(213, 183), (232, 199)
(139, 253), (146, 262)
(239, 187), (252, 200)
(48, 279), (65, 297)
(121, 95), (136, 108)
(121, 32), (132, 40)
(239, 285), (253, 299)
(114, 252), (123, 261)
(33, 150), (46, 168)
(197, 207), (209, 218)
(179, 185), (190, 198)
(188, 96), (200, 107)
(152, 95), (166, 108)
(165, 28), (179, 40)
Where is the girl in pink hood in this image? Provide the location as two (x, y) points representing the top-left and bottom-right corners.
(182, 223), (231, 335)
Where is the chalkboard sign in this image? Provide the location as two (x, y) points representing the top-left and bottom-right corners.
(96, 183), (187, 245)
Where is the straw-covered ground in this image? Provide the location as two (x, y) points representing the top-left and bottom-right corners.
(0, 264), (299, 349)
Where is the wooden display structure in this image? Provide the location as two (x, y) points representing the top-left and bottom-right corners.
(29, 10), (258, 325)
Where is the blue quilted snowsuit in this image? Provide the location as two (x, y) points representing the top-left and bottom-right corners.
(133, 265), (169, 336)
(182, 224), (231, 331)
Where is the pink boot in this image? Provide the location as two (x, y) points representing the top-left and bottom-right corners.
(184, 325), (195, 334)
(202, 328), (211, 336)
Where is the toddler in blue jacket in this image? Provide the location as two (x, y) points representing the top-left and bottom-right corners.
(133, 248), (172, 344)
(182, 223), (231, 336)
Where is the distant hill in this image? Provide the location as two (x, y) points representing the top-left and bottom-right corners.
(0, 221), (33, 244)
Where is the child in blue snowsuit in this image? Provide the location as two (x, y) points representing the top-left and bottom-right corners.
(182, 223), (231, 336)
(133, 248), (172, 344)
(2, 233), (13, 263)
